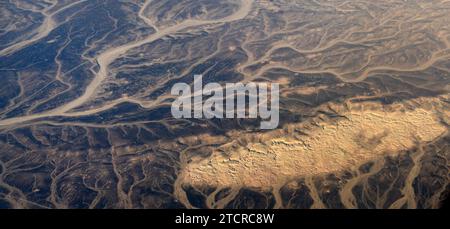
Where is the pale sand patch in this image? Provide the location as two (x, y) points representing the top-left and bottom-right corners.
(181, 100), (448, 188)
(281, 85), (328, 96)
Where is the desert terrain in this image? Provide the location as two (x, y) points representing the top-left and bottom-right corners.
(0, 0), (448, 209)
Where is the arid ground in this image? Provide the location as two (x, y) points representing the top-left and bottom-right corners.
(0, 0), (449, 209)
